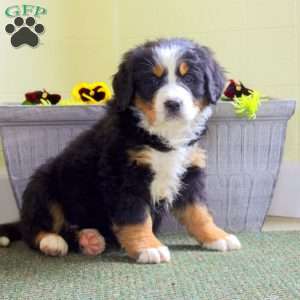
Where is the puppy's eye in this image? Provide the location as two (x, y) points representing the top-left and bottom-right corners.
(183, 74), (195, 84)
(145, 76), (160, 87)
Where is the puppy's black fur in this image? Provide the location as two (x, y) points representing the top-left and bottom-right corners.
(0, 38), (225, 252)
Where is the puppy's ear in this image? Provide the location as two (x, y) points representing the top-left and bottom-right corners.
(203, 47), (226, 104)
(194, 46), (225, 104)
(112, 52), (135, 111)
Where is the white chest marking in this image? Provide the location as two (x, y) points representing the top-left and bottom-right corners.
(149, 147), (190, 205)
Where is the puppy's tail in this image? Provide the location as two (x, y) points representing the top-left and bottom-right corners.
(0, 222), (22, 247)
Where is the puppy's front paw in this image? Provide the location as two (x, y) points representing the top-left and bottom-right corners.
(39, 234), (68, 256)
(137, 246), (171, 264)
(79, 229), (106, 256)
(202, 234), (241, 252)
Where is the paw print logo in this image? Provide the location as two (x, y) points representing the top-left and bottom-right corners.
(5, 17), (45, 48)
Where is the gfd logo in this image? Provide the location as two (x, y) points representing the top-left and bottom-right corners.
(4, 5), (47, 48)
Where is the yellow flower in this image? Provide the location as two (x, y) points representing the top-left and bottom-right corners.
(71, 82), (112, 105)
(232, 90), (262, 120)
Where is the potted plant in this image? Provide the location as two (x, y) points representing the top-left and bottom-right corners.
(0, 100), (296, 232)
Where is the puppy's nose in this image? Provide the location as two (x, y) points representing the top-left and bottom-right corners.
(164, 99), (182, 113)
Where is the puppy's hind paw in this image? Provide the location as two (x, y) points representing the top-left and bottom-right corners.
(39, 234), (68, 256)
(79, 229), (106, 256)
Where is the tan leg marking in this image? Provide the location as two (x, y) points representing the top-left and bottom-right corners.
(134, 97), (156, 125)
(49, 202), (65, 233)
(128, 147), (152, 166)
(175, 204), (227, 243)
(174, 204), (241, 251)
(113, 216), (161, 258)
(189, 147), (206, 169)
(113, 216), (170, 263)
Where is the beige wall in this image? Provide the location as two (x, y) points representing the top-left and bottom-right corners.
(0, 0), (299, 164)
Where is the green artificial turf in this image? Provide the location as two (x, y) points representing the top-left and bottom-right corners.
(1, 232), (299, 300)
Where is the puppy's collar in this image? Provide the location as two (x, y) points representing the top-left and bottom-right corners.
(186, 126), (207, 147)
(186, 137), (200, 147)
(142, 131), (174, 152)
(147, 133), (204, 151)
(134, 127), (204, 152)
(134, 126), (205, 152)
(120, 109), (205, 152)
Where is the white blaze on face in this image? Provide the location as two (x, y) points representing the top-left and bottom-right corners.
(154, 45), (180, 83)
(146, 45), (199, 140)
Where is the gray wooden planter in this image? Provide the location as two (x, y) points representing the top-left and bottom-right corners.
(0, 100), (296, 232)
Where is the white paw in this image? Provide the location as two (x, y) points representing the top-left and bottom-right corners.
(202, 234), (241, 252)
(0, 236), (10, 247)
(137, 246), (171, 264)
(39, 234), (68, 256)
(79, 228), (106, 256)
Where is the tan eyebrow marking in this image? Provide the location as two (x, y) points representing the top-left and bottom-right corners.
(152, 64), (165, 78)
(179, 62), (189, 76)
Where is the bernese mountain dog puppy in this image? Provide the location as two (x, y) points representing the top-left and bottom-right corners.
(0, 38), (241, 263)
